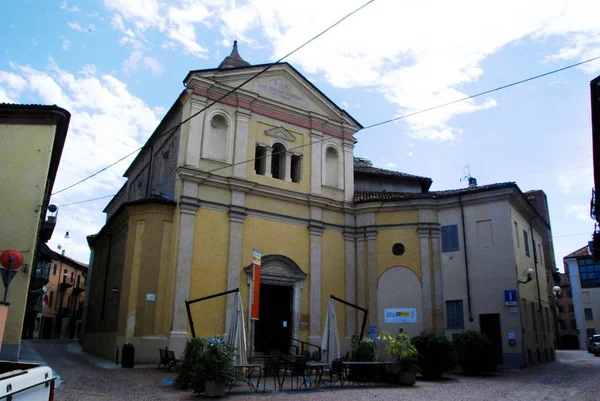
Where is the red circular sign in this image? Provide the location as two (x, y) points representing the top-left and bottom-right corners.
(0, 249), (24, 270)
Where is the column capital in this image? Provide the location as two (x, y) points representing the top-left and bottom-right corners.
(308, 222), (324, 236)
(417, 227), (432, 238)
(344, 228), (357, 241)
(229, 206), (247, 223)
(180, 197), (199, 214)
(365, 227), (377, 240)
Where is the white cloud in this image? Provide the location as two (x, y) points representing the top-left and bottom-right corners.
(122, 51), (165, 76)
(0, 60), (161, 263)
(62, 38), (71, 51)
(68, 22), (83, 31)
(143, 56), (164, 76)
(386, 162), (397, 168)
(407, 152), (414, 157)
(212, 0), (600, 141)
(566, 204), (593, 223)
(557, 166), (593, 195)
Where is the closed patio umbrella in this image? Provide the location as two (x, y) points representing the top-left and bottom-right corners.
(226, 292), (247, 365)
(321, 299), (341, 363)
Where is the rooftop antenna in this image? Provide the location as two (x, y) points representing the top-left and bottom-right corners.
(460, 165), (478, 188)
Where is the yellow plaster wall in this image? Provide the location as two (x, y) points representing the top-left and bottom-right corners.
(245, 195), (309, 220)
(0, 123), (56, 357)
(321, 230), (346, 336)
(376, 228), (421, 279)
(244, 119), (311, 194)
(190, 208), (230, 336)
(242, 217), (310, 315)
(322, 210), (345, 226)
(375, 210), (418, 226)
(197, 184), (231, 205)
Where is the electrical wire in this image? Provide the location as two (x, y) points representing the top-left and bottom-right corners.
(50, 0), (375, 196)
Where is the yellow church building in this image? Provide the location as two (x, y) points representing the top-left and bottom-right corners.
(83, 43), (555, 369)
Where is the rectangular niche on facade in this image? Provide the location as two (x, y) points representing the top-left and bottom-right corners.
(291, 154), (302, 183)
(255, 145), (266, 175)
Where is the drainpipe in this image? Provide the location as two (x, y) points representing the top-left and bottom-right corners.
(529, 217), (542, 312)
(459, 196), (474, 322)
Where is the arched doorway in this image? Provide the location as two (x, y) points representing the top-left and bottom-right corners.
(245, 255), (306, 354)
(377, 266), (423, 338)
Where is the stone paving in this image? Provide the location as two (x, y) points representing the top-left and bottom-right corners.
(25, 341), (600, 401)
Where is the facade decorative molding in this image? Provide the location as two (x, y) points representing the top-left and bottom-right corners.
(308, 221), (325, 236)
(265, 126), (296, 142)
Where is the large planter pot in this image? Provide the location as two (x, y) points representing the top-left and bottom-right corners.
(398, 371), (416, 385)
(204, 381), (226, 397)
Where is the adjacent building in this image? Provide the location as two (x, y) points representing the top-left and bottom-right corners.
(555, 273), (579, 349)
(0, 104), (70, 360)
(563, 245), (600, 348)
(83, 43), (556, 369)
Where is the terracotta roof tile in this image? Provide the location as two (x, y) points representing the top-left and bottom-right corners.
(354, 182), (516, 204)
(564, 245), (591, 258)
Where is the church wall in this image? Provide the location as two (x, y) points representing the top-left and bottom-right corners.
(322, 209), (345, 227)
(375, 210), (418, 226)
(189, 208), (231, 337)
(245, 194), (310, 221)
(321, 229), (346, 336)
(376, 228), (421, 280)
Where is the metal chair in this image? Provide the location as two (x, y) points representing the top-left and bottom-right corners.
(323, 358), (344, 387)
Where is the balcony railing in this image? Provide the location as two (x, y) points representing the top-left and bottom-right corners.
(591, 188), (597, 221)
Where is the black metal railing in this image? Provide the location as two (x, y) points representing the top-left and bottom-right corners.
(290, 338), (322, 357)
(591, 188), (596, 221)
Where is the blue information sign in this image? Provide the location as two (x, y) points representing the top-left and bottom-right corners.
(504, 290), (517, 306)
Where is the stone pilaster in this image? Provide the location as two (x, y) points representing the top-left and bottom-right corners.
(233, 110), (250, 178)
(356, 229), (366, 314)
(284, 152), (292, 182)
(310, 130), (323, 195)
(184, 97), (206, 168)
(169, 198), (199, 356)
(344, 228), (356, 338)
(308, 208), (324, 344)
(366, 228), (378, 326)
(225, 191), (246, 337)
(418, 227), (434, 332)
(431, 228), (444, 331)
(342, 141), (354, 202)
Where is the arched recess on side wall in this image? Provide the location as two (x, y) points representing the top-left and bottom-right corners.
(377, 266), (423, 338)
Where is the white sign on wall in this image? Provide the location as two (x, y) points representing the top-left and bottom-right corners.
(384, 308), (417, 323)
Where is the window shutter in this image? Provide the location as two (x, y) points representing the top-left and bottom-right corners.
(450, 225), (459, 251)
(441, 225), (449, 252)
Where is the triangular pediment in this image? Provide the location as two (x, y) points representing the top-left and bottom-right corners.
(265, 126), (296, 142)
(187, 63), (361, 132)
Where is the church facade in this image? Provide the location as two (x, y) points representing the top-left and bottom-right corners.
(83, 43), (554, 369)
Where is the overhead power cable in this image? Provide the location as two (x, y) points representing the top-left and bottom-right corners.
(50, 0), (375, 196)
(204, 54), (600, 175)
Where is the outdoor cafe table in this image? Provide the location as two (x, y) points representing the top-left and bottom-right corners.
(305, 361), (330, 388)
(232, 363), (264, 393)
(341, 361), (401, 386)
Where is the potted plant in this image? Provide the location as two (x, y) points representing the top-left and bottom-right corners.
(201, 337), (237, 397)
(453, 330), (497, 375)
(379, 331), (420, 385)
(175, 338), (207, 393)
(349, 336), (378, 382)
(412, 331), (455, 380)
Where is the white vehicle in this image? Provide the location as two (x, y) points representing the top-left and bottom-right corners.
(0, 362), (55, 400)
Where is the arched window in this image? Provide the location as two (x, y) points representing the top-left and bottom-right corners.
(203, 113), (230, 162)
(325, 146), (339, 187)
(271, 142), (286, 180)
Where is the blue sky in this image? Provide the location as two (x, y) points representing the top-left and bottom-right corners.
(1, 0), (599, 269)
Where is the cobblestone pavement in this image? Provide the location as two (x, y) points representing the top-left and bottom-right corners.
(29, 341), (600, 401)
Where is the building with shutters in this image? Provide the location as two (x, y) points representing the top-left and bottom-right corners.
(563, 245), (600, 349)
(82, 43), (555, 369)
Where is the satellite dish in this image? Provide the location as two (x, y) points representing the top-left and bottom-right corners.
(48, 204), (58, 213)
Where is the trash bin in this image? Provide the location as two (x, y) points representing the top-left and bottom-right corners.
(122, 343), (135, 368)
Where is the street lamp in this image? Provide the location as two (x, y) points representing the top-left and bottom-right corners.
(518, 268), (535, 284)
(550, 286), (562, 298)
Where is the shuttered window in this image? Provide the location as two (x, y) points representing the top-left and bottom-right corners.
(523, 230), (530, 257)
(441, 224), (460, 252)
(446, 300), (464, 329)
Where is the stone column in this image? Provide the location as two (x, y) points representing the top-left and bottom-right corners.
(265, 146), (273, 178)
(233, 109), (251, 178)
(344, 227), (356, 339)
(431, 228), (444, 331)
(308, 207), (323, 345)
(169, 198), (199, 356)
(418, 227), (434, 332)
(184, 97), (206, 168)
(310, 130), (323, 195)
(284, 152), (292, 182)
(225, 191), (246, 337)
(366, 228), (378, 326)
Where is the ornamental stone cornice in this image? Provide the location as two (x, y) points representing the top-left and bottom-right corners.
(308, 221), (324, 236)
(265, 126), (296, 142)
